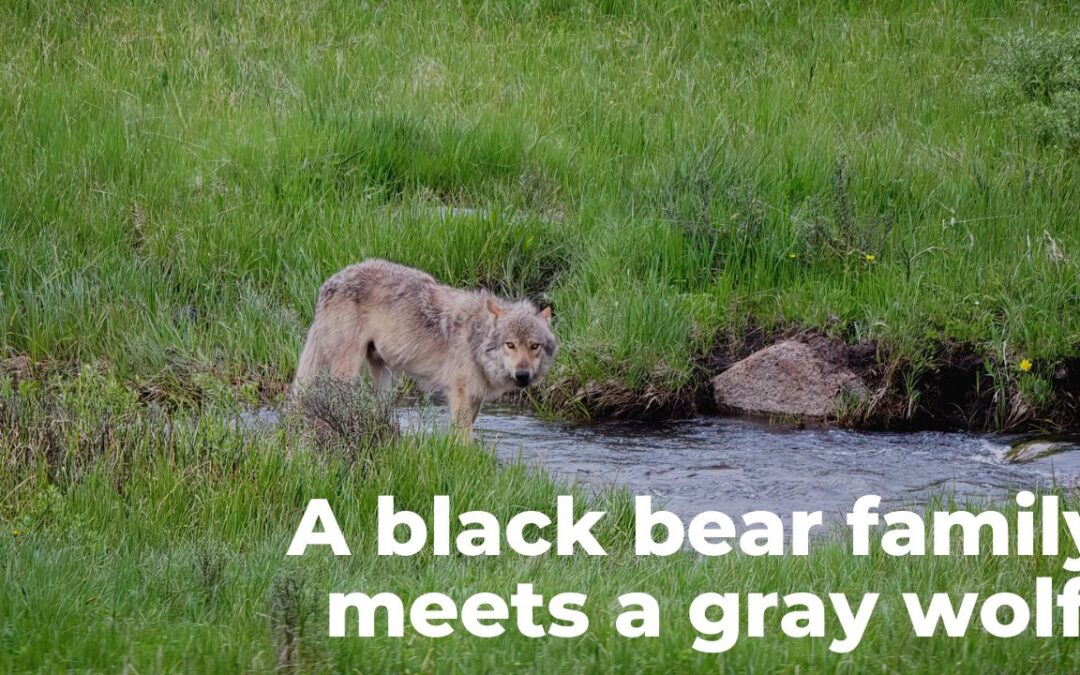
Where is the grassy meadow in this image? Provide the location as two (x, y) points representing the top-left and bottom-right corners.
(4, 1), (1080, 672)
(2, 0), (1079, 425)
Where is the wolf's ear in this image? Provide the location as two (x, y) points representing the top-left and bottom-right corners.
(538, 306), (552, 322)
(485, 298), (503, 319)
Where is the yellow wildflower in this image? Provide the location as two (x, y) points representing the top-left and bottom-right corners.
(865, 254), (876, 263)
(1019, 358), (1033, 372)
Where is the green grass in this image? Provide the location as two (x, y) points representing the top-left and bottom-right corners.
(4, 368), (1080, 672)
(1, 1), (1079, 424)
(3, 4), (1080, 667)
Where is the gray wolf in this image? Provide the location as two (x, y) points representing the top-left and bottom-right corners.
(292, 259), (558, 438)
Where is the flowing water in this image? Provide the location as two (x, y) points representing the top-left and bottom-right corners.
(402, 407), (1080, 521)
(244, 406), (1080, 521)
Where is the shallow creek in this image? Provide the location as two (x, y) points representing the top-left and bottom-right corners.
(243, 405), (1080, 521)
(396, 406), (1080, 521)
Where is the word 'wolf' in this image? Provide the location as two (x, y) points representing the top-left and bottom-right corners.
(293, 259), (558, 438)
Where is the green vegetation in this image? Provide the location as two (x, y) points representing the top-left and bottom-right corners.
(3, 3), (1080, 668)
(1, 1), (1078, 425)
(4, 369), (1080, 672)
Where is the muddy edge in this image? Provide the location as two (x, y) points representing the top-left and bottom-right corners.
(543, 325), (1080, 433)
(4, 331), (1078, 432)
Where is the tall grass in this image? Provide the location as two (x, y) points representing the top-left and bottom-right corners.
(4, 369), (1080, 671)
(1, 1), (1078, 422)
(5, 5), (1080, 669)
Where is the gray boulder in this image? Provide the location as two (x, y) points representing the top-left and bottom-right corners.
(712, 340), (867, 419)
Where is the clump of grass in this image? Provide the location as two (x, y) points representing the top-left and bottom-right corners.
(269, 571), (314, 672)
(981, 30), (1080, 150)
(793, 156), (894, 262)
(195, 545), (228, 606)
(376, 204), (574, 301)
(657, 144), (768, 287)
(0, 365), (141, 486)
(284, 111), (569, 218)
(315, 113), (533, 200)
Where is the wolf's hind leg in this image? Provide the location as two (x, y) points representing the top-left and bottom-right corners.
(294, 306), (366, 386)
(365, 341), (394, 393)
(367, 360), (394, 393)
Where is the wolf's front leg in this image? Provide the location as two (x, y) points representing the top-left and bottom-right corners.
(448, 387), (482, 441)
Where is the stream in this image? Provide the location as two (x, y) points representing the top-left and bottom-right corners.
(243, 405), (1080, 521)
(401, 407), (1080, 520)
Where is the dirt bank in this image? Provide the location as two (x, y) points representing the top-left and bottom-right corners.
(5, 338), (1077, 433)
(542, 327), (1079, 433)
(702, 329), (1080, 432)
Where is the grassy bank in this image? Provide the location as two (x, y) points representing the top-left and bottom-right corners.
(1, 1), (1079, 428)
(6, 5), (1080, 670)
(3, 369), (1080, 672)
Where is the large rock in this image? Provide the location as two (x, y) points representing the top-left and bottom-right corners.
(711, 340), (867, 419)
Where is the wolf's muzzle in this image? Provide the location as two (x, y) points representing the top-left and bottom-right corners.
(514, 370), (532, 387)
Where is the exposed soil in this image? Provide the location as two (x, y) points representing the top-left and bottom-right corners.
(541, 376), (697, 423)
(533, 321), (1080, 432)
(697, 328), (1080, 432)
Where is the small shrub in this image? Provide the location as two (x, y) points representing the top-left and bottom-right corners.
(291, 374), (398, 462)
(1034, 89), (1080, 149)
(981, 30), (1080, 150)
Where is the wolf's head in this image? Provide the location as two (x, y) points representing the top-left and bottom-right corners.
(483, 298), (558, 390)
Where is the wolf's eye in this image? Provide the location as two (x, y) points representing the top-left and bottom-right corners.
(505, 342), (516, 350)
(530, 343), (541, 351)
